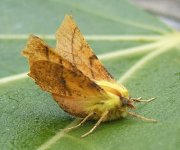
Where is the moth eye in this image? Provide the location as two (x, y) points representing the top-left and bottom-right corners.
(120, 96), (129, 105)
(93, 112), (98, 115)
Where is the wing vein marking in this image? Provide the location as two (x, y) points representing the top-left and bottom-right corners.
(71, 27), (78, 65)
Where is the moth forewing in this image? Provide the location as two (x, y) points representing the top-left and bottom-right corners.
(55, 15), (114, 81)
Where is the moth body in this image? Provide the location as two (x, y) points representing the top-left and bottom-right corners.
(85, 80), (131, 122)
(54, 80), (133, 122)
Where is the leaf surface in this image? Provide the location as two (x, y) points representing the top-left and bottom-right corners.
(0, 0), (179, 150)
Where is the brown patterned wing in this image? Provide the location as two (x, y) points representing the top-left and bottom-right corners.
(22, 35), (106, 98)
(29, 60), (106, 98)
(55, 15), (114, 82)
(22, 34), (60, 66)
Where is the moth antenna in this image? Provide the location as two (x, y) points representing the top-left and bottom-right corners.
(131, 97), (156, 103)
(81, 111), (109, 138)
(128, 111), (157, 122)
(65, 113), (94, 131)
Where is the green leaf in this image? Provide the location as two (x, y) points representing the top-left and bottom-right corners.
(0, 0), (179, 150)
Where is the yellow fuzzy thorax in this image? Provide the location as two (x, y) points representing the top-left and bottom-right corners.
(85, 80), (130, 121)
(96, 80), (129, 98)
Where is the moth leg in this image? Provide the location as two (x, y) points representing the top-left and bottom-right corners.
(81, 111), (109, 138)
(128, 111), (157, 122)
(66, 113), (93, 131)
(131, 97), (156, 103)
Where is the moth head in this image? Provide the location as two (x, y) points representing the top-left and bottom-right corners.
(120, 96), (136, 109)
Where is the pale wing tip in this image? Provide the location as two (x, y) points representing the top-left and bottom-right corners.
(27, 34), (43, 44)
(64, 14), (73, 19)
(21, 34), (47, 58)
(28, 34), (39, 40)
(55, 14), (76, 37)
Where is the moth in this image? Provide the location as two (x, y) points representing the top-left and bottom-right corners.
(22, 15), (156, 137)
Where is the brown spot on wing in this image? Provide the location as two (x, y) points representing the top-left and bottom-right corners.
(71, 27), (77, 65)
(59, 77), (72, 96)
(44, 46), (49, 60)
(89, 54), (98, 66)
